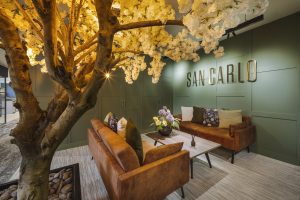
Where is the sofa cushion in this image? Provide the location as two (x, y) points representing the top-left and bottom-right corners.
(98, 125), (140, 172)
(104, 112), (114, 125)
(218, 109), (242, 128)
(142, 140), (155, 158)
(117, 117), (127, 132)
(203, 108), (219, 127)
(191, 106), (205, 124)
(143, 142), (183, 165)
(125, 119), (144, 165)
(181, 106), (193, 121)
(108, 114), (119, 132)
(180, 121), (236, 150)
(180, 121), (233, 140)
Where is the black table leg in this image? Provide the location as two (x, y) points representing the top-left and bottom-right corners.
(154, 140), (157, 146)
(231, 151), (235, 164)
(180, 186), (185, 198)
(205, 153), (212, 168)
(190, 159), (193, 179)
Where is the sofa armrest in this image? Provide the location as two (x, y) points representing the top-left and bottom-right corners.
(118, 150), (189, 200)
(233, 125), (256, 151)
(229, 122), (248, 137)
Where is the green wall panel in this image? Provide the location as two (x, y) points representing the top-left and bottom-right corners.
(252, 13), (300, 72)
(217, 32), (252, 60)
(216, 97), (250, 113)
(70, 107), (98, 144)
(172, 12), (300, 165)
(173, 97), (193, 114)
(252, 68), (298, 120)
(253, 116), (299, 165)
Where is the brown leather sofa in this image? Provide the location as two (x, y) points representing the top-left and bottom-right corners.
(178, 115), (256, 163)
(88, 119), (190, 200)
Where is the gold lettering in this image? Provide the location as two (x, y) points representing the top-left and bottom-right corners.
(227, 64), (234, 83)
(199, 70), (205, 86)
(187, 72), (191, 87)
(247, 60), (257, 82)
(217, 67), (224, 84)
(209, 68), (216, 85)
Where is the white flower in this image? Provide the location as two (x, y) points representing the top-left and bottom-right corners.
(178, 0), (193, 13)
(162, 120), (168, 126)
(155, 120), (161, 126)
(214, 46), (224, 58)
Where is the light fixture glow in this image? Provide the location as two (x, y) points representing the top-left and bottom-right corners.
(105, 73), (110, 79)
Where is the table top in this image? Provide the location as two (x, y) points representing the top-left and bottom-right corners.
(145, 129), (221, 158)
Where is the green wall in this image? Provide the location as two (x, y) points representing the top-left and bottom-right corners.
(30, 62), (173, 150)
(172, 12), (300, 166)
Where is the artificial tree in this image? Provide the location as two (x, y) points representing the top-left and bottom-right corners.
(0, 0), (268, 199)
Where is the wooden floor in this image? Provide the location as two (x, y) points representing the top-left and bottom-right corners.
(10, 144), (300, 200)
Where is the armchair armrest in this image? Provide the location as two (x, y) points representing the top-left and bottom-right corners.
(118, 150), (189, 200)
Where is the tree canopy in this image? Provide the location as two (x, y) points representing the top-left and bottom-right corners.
(1, 0), (268, 84)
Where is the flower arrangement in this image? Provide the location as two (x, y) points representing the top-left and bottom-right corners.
(151, 106), (180, 132)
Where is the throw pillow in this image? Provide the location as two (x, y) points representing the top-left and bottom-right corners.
(143, 142), (183, 165)
(117, 117), (127, 132)
(104, 112), (113, 125)
(125, 119), (144, 164)
(108, 115), (118, 132)
(203, 108), (219, 127)
(218, 109), (242, 128)
(181, 106), (193, 121)
(191, 106), (205, 124)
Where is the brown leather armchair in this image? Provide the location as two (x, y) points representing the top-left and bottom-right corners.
(88, 119), (190, 200)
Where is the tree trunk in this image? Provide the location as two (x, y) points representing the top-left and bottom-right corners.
(17, 156), (53, 200)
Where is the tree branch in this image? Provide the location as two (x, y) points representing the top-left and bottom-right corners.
(41, 0), (116, 152)
(110, 56), (129, 67)
(73, 0), (84, 29)
(115, 19), (183, 32)
(33, 0), (80, 100)
(13, 0), (44, 40)
(0, 11), (43, 142)
(46, 84), (69, 123)
(74, 46), (97, 65)
(74, 35), (97, 56)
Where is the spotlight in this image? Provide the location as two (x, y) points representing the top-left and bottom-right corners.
(105, 73), (110, 79)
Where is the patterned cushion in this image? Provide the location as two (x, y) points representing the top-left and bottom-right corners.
(108, 115), (118, 132)
(203, 108), (219, 127)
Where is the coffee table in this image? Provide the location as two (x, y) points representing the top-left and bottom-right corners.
(145, 129), (221, 179)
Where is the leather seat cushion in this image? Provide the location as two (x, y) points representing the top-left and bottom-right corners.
(180, 121), (235, 149)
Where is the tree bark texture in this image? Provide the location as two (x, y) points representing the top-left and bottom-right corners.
(17, 157), (52, 200)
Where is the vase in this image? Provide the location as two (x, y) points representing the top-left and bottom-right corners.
(158, 126), (172, 136)
(191, 135), (196, 147)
